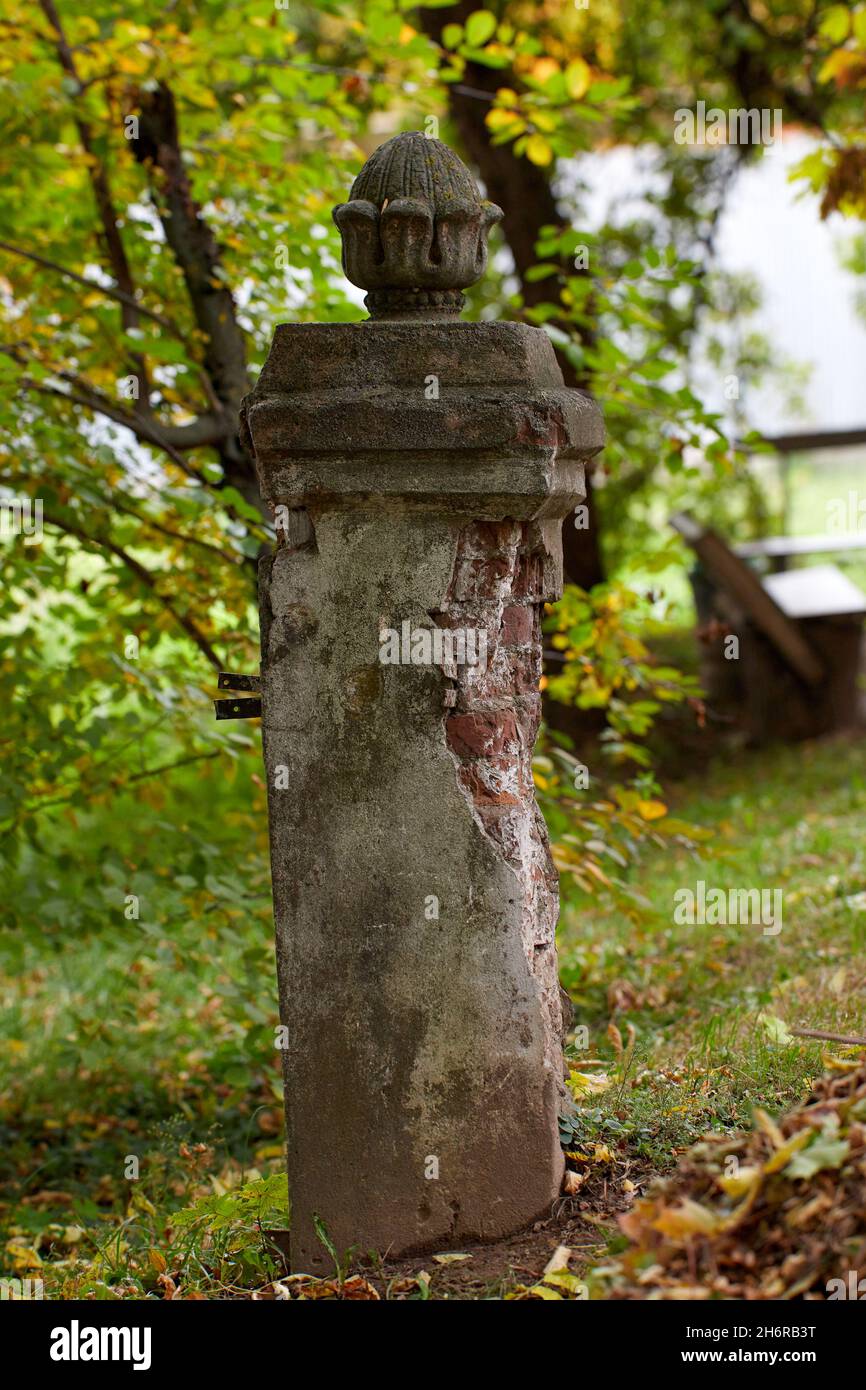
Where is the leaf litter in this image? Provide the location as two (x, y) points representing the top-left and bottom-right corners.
(596, 1059), (866, 1299)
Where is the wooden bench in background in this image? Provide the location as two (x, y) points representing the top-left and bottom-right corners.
(670, 513), (866, 741)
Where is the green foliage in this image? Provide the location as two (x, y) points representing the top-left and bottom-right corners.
(534, 740), (711, 925)
(533, 584), (708, 923)
(556, 735), (866, 1164)
(173, 1174), (288, 1239)
(545, 583), (702, 764)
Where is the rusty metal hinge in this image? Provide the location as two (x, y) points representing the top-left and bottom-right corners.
(214, 671), (262, 721)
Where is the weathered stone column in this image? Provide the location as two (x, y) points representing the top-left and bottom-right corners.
(241, 133), (603, 1272)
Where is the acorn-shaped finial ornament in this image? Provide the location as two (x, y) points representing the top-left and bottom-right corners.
(333, 132), (503, 320)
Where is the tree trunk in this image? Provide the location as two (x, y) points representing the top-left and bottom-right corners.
(418, 0), (605, 592)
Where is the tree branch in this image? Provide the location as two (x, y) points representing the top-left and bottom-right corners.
(38, 1), (137, 315)
(0, 238), (189, 344)
(33, 15), (261, 513)
(129, 82), (250, 425)
(4, 342), (228, 472)
(38, 0), (152, 404)
(109, 497), (258, 569)
(0, 237), (226, 418)
(792, 1027), (866, 1047)
(2, 750), (223, 833)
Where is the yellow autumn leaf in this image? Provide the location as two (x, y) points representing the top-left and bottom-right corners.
(652, 1198), (720, 1238)
(5, 1242), (42, 1271)
(114, 21), (152, 42)
(530, 57), (560, 85)
(539, 1270), (586, 1296)
(525, 134), (553, 166)
(826, 1055), (864, 1070)
(762, 1128), (811, 1174)
(637, 799), (667, 820)
(754, 1106), (786, 1149)
(567, 1069), (610, 1096)
(131, 1191), (157, 1216)
(486, 108), (522, 131)
(116, 54), (148, 75)
(819, 4), (852, 43)
(255, 1143), (285, 1160)
(717, 1165), (761, 1197)
(818, 49), (866, 87)
(565, 58), (591, 99)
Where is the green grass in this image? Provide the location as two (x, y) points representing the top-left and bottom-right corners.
(558, 733), (866, 1163)
(0, 803), (285, 1299)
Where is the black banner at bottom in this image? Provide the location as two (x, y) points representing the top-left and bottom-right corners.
(3, 1295), (861, 1377)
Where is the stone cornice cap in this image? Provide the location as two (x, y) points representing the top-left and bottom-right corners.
(332, 131), (503, 321)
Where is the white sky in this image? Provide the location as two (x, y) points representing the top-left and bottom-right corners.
(573, 134), (866, 435)
(714, 133), (866, 433)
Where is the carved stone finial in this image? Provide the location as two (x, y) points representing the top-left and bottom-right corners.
(333, 132), (503, 321)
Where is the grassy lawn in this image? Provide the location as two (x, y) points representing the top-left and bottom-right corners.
(558, 733), (866, 1167)
(2, 734), (865, 1297)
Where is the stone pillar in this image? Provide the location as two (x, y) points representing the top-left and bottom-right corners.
(241, 133), (603, 1272)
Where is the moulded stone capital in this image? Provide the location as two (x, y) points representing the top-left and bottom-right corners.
(249, 321), (569, 393)
(241, 321), (604, 520)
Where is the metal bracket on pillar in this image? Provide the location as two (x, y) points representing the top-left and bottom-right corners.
(213, 671), (262, 720)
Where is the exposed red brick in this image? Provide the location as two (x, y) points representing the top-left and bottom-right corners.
(462, 520), (521, 556)
(447, 710), (519, 759)
(457, 760), (524, 807)
(513, 551), (544, 600)
(475, 803), (524, 840)
(501, 604), (535, 647)
(515, 699), (541, 747)
(449, 554), (513, 602)
(517, 649), (542, 692)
